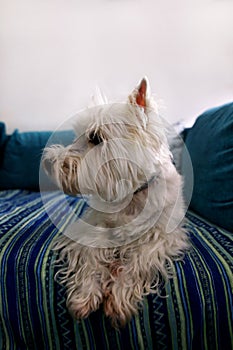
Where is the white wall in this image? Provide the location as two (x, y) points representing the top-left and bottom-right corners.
(1, 0), (233, 133)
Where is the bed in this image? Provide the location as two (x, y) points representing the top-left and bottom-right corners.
(0, 103), (232, 350)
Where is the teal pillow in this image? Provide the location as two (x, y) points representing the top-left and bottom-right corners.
(181, 102), (233, 232)
(0, 126), (75, 191)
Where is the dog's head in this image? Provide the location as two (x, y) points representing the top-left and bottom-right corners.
(43, 78), (172, 205)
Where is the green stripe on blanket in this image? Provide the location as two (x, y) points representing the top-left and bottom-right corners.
(0, 191), (232, 349)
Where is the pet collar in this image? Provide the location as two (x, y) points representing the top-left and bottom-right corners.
(134, 174), (156, 195)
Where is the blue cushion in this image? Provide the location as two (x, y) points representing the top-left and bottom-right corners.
(0, 126), (75, 190)
(181, 102), (233, 231)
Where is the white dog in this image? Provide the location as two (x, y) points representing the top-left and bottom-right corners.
(43, 78), (189, 327)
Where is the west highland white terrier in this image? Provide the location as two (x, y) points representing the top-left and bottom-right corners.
(43, 77), (189, 327)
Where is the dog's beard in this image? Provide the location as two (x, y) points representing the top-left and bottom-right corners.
(43, 145), (82, 195)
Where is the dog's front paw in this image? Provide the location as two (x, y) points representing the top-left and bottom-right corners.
(104, 292), (128, 327)
(68, 291), (103, 319)
(103, 287), (141, 328)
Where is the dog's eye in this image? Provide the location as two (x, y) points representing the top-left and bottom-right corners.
(88, 131), (103, 145)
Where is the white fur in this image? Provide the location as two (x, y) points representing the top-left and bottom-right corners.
(43, 78), (189, 327)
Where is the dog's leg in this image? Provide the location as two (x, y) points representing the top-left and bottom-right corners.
(103, 263), (143, 327)
(54, 239), (105, 319)
(66, 269), (104, 319)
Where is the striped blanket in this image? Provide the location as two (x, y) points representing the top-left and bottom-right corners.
(0, 190), (232, 350)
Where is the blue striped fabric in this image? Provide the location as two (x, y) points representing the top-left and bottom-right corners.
(0, 190), (232, 350)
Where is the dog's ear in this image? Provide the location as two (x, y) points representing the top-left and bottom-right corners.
(129, 77), (150, 109)
(89, 86), (108, 107)
(135, 77), (148, 108)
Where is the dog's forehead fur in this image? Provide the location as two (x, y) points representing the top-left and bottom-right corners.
(73, 103), (142, 133)
(72, 102), (165, 145)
